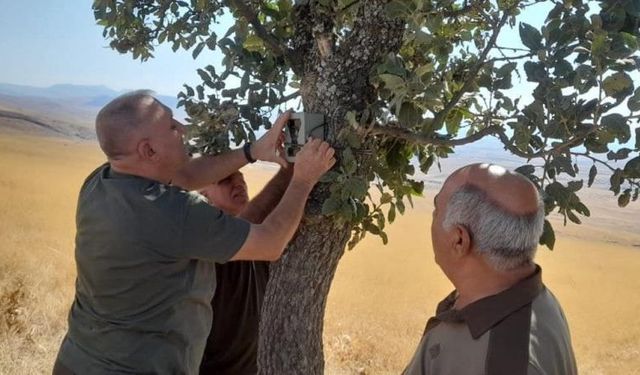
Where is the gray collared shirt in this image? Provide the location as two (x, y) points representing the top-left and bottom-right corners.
(403, 266), (577, 375)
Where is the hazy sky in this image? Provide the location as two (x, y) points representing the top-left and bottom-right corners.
(0, 1), (550, 97)
(0, 0), (230, 95)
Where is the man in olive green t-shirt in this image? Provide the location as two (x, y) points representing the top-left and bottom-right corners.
(403, 164), (577, 375)
(53, 91), (335, 374)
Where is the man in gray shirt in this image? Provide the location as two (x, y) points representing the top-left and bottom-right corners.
(53, 91), (335, 374)
(403, 163), (577, 375)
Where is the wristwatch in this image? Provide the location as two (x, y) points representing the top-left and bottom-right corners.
(243, 142), (257, 163)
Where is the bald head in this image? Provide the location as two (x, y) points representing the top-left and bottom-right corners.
(446, 163), (540, 215)
(437, 163), (544, 271)
(95, 90), (167, 159)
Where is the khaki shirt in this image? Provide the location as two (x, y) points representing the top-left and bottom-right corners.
(404, 266), (577, 375)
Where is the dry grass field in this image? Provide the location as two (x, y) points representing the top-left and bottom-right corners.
(1, 132), (639, 374)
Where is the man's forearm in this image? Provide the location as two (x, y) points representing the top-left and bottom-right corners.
(232, 178), (313, 261)
(259, 179), (313, 256)
(239, 167), (293, 224)
(172, 149), (247, 190)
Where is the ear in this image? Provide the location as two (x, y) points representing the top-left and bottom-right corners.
(451, 224), (472, 258)
(136, 138), (156, 161)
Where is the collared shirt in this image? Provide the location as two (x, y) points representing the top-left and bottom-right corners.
(403, 266), (577, 375)
(55, 164), (251, 375)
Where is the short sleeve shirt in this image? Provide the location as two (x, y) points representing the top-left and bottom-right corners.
(56, 164), (250, 375)
(403, 266), (577, 375)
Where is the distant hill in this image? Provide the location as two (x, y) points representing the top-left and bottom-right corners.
(0, 83), (186, 139)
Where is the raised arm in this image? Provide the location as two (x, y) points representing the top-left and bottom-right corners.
(172, 111), (291, 190)
(239, 165), (293, 224)
(230, 139), (335, 261)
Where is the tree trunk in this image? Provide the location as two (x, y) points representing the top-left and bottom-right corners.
(258, 219), (351, 374)
(258, 2), (405, 373)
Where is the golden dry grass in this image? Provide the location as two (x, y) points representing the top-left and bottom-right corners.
(1, 132), (639, 374)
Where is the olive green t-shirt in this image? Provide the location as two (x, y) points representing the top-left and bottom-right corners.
(56, 164), (250, 374)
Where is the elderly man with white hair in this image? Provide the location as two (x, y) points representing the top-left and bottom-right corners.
(403, 163), (577, 375)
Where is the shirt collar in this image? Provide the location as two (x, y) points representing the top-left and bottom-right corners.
(428, 265), (544, 339)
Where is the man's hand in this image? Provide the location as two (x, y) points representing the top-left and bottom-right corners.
(251, 111), (291, 168)
(292, 138), (336, 187)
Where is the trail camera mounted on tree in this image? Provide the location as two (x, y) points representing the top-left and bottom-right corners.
(284, 112), (325, 162)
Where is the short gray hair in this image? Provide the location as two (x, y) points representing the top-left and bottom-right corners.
(95, 89), (157, 159)
(442, 184), (544, 271)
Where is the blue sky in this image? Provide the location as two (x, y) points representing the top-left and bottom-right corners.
(0, 1), (554, 98)
(0, 0), (228, 95)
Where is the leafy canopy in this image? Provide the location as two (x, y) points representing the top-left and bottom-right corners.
(94, 0), (640, 250)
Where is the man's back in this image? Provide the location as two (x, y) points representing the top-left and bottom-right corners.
(56, 164), (249, 374)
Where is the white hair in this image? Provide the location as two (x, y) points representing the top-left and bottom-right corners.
(442, 184), (544, 271)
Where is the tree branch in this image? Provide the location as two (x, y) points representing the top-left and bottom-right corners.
(431, 10), (510, 132)
(271, 90), (300, 105)
(488, 52), (535, 62)
(228, 0), (290, 58)
(495, 124), (600, 159)
(365, 123), (502, 146)
(570, 152), (616, 172)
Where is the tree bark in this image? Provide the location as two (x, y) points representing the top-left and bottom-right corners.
(258, 2), (405, 373)
(258, 219), (351, 374)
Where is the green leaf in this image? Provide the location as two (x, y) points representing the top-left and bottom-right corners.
(345, 177), (369, 199)
(243, 34), (264, 52)
(380, 193), (393, 204)
(610, 168), (624, 195)
(603, 72), (634, 101)
(345, 111), (358, 127)
(539, 219), (555, 250)
(380, 230), (389, 245)
(388, 204), (396, 223)
(379, 74), (405, 90)
(618, 191), (631, 207)
(624, 157), (640, 178)
(524, 61), (547, 83)
(398, 102), (421, 127)
(601, 6), (627, 31)
(628, 87), (640, 112)
(496, 62), (517, 78)
(620, 32), (638, 51)
(601, 114), (631, 143)
(363, 221), (381, 235)
(515, 165), (535, 175)
(319, 171), (340, 183)
(192, 41), (206, 59)
(519, 23), (543, 51)
(321, 196), (341, 215)
(588, 164), (597, 187)
(566, 210), (582, 224)
(567, 180), (583, 192)
(607, 148), (631, 161)
(410, 180), (424, 195)
(386, 0), (412, 18)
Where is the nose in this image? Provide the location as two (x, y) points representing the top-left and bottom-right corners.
(175, 120), (186, 135)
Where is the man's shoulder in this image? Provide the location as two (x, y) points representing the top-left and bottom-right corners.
(528, 287), (578, 375)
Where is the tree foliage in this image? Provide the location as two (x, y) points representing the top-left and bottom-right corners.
(94, 0), (640, 251)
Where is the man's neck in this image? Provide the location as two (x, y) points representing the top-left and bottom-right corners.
(451, 262), (536, 310)
(110, 160), (170, 185)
